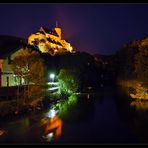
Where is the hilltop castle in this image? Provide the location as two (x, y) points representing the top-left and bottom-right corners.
(28, 23), (75, 55)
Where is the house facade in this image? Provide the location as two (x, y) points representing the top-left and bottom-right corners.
(0, 36), (25, 87)
(0, 49), (23, 87)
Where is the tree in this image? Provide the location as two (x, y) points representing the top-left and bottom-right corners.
(135, 39), (148, 84)
(115, 40), (139, 80)
(114, 37), (148, 99)
(11, 47), (46, 106)
(58, 69), (79, 96)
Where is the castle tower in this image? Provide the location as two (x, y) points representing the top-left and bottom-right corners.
(54, 21), (62, 39)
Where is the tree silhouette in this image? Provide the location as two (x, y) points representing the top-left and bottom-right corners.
(11, 47), (46, 106)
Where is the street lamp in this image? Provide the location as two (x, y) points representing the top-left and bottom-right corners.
(50, 73), (55, 82)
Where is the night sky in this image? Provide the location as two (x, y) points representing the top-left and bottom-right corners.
(0, 3), (148, 55)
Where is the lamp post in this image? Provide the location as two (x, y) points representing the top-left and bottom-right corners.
(50, 73), (55, 82)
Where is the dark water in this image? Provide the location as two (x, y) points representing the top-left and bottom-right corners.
(1, 86), (148, 144)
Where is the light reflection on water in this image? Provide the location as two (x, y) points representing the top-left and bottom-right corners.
(129, 100), (148, 143)
(130, 100), (148, 111)
(41, 94), (78, 142)
(1, 88), (148, 144)
(0, 94), (78, 143)
(42, 115), (62, 142)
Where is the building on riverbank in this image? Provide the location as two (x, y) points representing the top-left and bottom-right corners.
(0, 36), (25, 87)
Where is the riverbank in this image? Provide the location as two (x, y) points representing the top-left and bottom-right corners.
(0, 95), (54, 120)
(0, 86), (143, 144)
(0, 85), (117, 120)
(0, 91), (74, 121)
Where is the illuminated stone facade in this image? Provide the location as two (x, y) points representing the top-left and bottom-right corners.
(28, 26), (75, 55)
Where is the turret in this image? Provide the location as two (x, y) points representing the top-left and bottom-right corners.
(54, 21), (62, 39)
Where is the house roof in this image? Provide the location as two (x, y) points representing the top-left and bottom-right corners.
(0, 35), (26, 59)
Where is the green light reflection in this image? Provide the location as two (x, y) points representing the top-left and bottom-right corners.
(50, 94), (78, 118)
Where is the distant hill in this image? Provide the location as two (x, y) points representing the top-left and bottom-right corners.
(93, 53), (115, 64)
(0, 35), (26, 58)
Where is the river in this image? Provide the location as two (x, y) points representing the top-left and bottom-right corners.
(0, 86), (148, 144)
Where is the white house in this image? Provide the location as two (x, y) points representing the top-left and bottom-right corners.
(0, 36), (25, 87)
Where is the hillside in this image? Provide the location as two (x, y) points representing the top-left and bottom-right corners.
(0, 35), (26, 58)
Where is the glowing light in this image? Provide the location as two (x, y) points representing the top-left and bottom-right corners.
(43, 115), (62, 142)
(46, 109), (58, 118)
(42, 132), (54, 142)
(47, 82), (59, 85)
(49, 73), (55, 83)
(48, 86), (59, 91)
(50, 73), (55, 79)
(87, 94), (90, 99)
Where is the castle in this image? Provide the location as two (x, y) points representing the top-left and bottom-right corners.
(0, 24), (76, 87)
(28, 23), (75, 55)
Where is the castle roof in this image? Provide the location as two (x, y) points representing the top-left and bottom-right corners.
(46, 37), (62, 46)
(40, 27), (59, 37)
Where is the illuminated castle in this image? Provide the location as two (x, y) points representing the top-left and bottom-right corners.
(28, 22), (75, 55)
